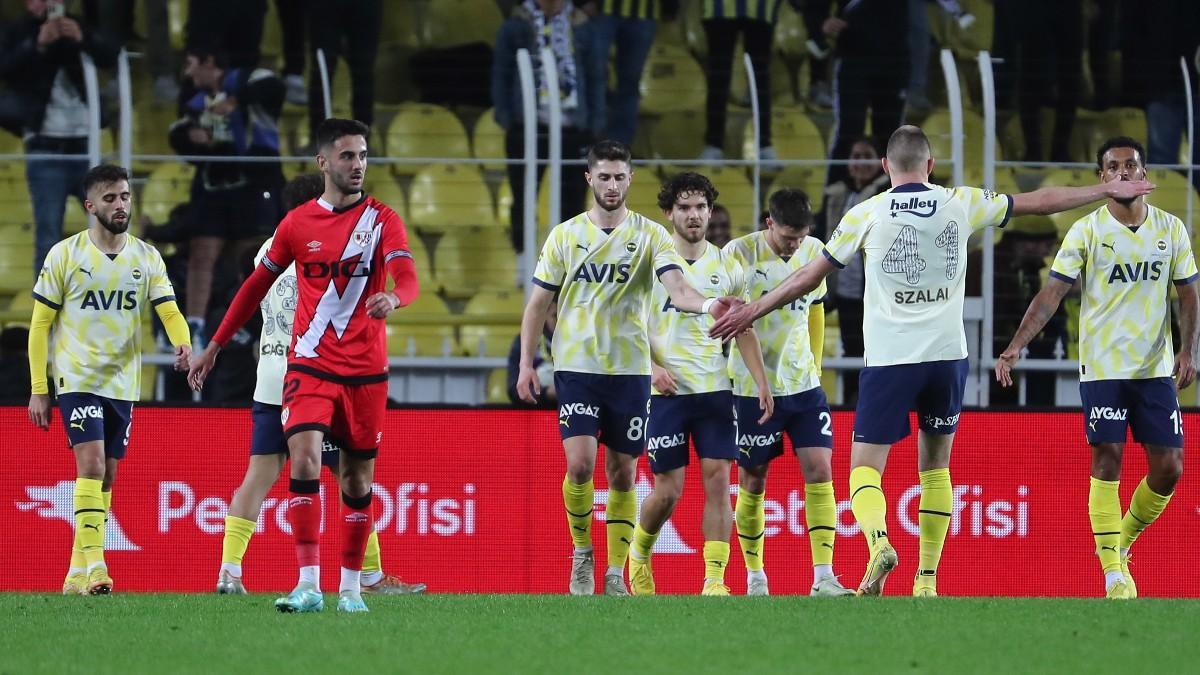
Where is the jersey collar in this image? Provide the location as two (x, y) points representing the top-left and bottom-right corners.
(316, 193), (368, 214)
(891, 182), (931, 193)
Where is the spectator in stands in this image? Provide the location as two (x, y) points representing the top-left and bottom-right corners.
(706, 203), (731, 247)
(184, 0), (266, 70)
(967, 216), (1064, 406)
(697, 0), (782, 162)
(905, 0), (974, 114)
(275, 0), (307, 105)
(992, 0), (1083, 162)
(801, 1), (833, 109)
(170, 45), (285, 346)
(0, 0), (120, 276)
(0, 325), (31, 402)
(818, 0), (908, 186)
(1124, 0), (1200, 187)
(580, 0), (658, 146)
(84, 0), (178, 101)
(507, 303), (557, 408)
(493, 0), (601, 253)
(818, 137), (888, 404)
(305, 0), (382, 146)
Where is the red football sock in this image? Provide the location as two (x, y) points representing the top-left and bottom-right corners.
(341, 491), (373, 571)
(289, 479), (321, 568)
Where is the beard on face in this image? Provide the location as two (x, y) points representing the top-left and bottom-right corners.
(331, 169), (363, 196)
(593, 186), (624, 212)
(96, 210), (129, 235)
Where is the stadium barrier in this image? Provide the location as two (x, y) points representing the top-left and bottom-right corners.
(3, 406), (1197, 596)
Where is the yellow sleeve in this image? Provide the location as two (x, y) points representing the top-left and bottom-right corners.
(153, 300), (192, 348)
(808, 301), (824, 372)
(28, 300), (57, 395)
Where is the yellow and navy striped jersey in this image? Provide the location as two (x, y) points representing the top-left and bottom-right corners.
(252, 237), (297, 406)
(724, 231), (826, 396)
(31, 231), (176, 400)
(824, 183), (1012, 367)
(701, 0), (785, 21)
(648, 241), (746, 395)
(533, 210), (686, 376)
(601, 0), (661, 20)
(1050, 203), (1199, 382)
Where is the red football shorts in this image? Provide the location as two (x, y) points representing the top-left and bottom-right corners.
(281, 369), (387, 457)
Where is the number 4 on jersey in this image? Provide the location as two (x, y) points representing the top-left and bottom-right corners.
(882, 222), (959, 284)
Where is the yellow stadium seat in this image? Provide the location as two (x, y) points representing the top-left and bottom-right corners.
(703, 166), (758, 237)
(1040, 167), (1103, 239)
(435, 226), (519, 297)
(1144, 169), (1200, 223)
(402, 232), (434, 288)
(773, 1), (808, 61)
(922, 108), (1000, 175)
(379, 0), (423, 48)
(0, 221), (33, 246)
(0, 177), (33, 228)
(422, 0), (503, 47)
(385, 292), (458, 357)
(472, 108), (507, 172)
(640, 44), (706, 115)
(408, 164), (495, 232)
(460, 288), (525, 357)
(497, 170), (588, 247)
(743, 107), (826, 163)
(131, 103), (180, 171)
(386, 104), (471, 175)
(0, 132), (23, 179)
(0, 240), (33, 291)
(625, 181), (667, 223)
(1102, 107), (1148, 146)
(63, 198), (90, 234)
(486, 368), (510, 404)
(365, 175), (408, 221)
(139, 163), (193, 225)
(642, 109), (706, 161)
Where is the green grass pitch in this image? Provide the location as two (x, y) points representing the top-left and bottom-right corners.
(2, 594), (1197, 673)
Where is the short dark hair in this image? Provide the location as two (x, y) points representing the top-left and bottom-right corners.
(886, 125), (932, 171)
(282, 173), (325, 211)
(1096, 136), (1146, 171)
(184, 45), (229, 70)
(316, 118), (370, 152)
(657, 171), (719, 212)
(82, 164), (130, 194)
(587, 139), (631, 169)
(767, 188), (813, 230)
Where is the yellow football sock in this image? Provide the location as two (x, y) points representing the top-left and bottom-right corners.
(850, 466), (889, 552)
(74, 478), (106, 569)
(606, 488), (637, 569)
(1121, 478), (1172, 551)
(917, 468), (953, 574)
(703, 541), (730, 583)
(804, 482), (837, 566)
(68, 488), (105, 572)
(221, 516), (256, 567)
(735, 489), (765, 571)
(363, 530), (383, 574)
(562, 477), (594, 549)
(631, 523), (658, 561)
(1089, 477), (1122, 573)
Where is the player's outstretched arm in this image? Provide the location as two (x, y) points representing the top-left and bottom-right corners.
(26, 300), (56, 430)
(1010, 179), (1154, 216)
(658, 268), (730, 315)
(710, 256), (835, 341)
(152, 299), (192, 371)
(995, 277), (1072, 387)
(734, 328), (774, 423)
(516, 285), (555, 404)
(1174, 281), (1198, 390)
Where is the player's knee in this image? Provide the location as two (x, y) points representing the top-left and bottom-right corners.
(740, 473), (766, 496)
(607, 465), (636, 492)
(1154, 450), (1184, 488)
(565, 461), (594, 484)
(1090, 443), (1122, 479)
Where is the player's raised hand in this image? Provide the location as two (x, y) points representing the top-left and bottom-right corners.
(1105, 178), (1155, 201)
(516, 364), (541, 403)
(709, 300), (757, 341)
(652, 364), (677, 396)
(365, 291), (399, 319)
(1173, 348), (1196, 390)
(995, 346), (1021, 388)
(756, 388), (774, 425)
(174, 344), (192, 372)
(187, 343), (220, 391)
(28, 393), (51, 430)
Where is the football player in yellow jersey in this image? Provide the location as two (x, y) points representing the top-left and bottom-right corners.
(27, 164), (192, 595)
(627, 172), (774, 597)
(713, 126), (1154, 597)
(516, 140), (741, 596)
(997, 137), (1197, 599)
(723, 189), (854, 597)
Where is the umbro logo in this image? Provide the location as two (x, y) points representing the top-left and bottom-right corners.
(307, 240), (322, 251)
